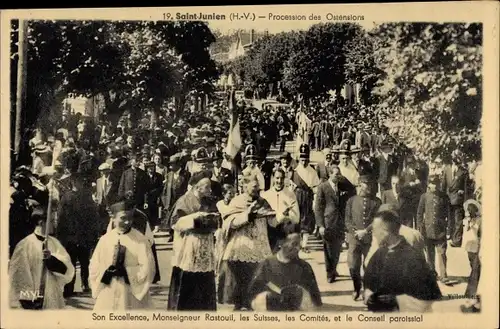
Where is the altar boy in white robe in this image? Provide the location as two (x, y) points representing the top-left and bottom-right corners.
(9, 205), (75, 309)
(89, 200), (156, 310)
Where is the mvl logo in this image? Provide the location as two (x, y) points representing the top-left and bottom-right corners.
(19, 290), (43, 302)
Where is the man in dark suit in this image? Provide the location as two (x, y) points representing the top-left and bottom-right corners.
(56, 173), (100, 296)
(144, 161), (164, 231)
(374, 141), (399, 194)
(211, 150), (234, 199)
(344, 175), (381, 300)
(381, 175), (415, 228)
(117, 153), (149, 208)
(417, 175), (452, 284)
(312, 120), (321, 150)
(442, 150), (470, 247)
(315, 164), (356, 283)
(316, 149), (333, 183)
(161, 153), (191, 242)
(108, 146), (129, 204)
(319, 116), (329, 150)
(94, 162), (113, 235)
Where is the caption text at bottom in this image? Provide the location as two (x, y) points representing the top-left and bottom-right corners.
(92, 312), (424, 324)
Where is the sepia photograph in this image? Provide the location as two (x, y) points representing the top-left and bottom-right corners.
(1, 4), (498, 329)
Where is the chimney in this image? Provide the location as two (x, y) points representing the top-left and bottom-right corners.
(250, 29), (255, 44)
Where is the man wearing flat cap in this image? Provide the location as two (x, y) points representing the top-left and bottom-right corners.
(344, 174), (381, 301)
(90, 200), (156, 310)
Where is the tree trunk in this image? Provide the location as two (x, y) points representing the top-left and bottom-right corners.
(14, 20), (28, 164)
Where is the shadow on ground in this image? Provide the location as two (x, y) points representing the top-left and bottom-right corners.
(320, 303), (367, 312)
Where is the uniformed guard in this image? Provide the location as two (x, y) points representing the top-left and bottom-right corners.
(344, 175), (381, 301)
(416, 175), (453, 285)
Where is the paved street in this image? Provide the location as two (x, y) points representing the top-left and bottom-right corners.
(67, 232), (471, 312)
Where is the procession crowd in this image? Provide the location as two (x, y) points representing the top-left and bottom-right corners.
(9, 92), (483, 313)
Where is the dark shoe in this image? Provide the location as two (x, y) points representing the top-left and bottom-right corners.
(81, 286), (91, 293)
(352, 291), (361, 301)
(460, 304), (480, 313)
(450, 242), (461, 248)
(167, 236), (174, 243)
(327, 276), (336, 283)
(63, 291), (75, 298)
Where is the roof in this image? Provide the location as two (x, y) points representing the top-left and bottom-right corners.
(239, 32), (253, 47)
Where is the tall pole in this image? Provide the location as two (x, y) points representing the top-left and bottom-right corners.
(14, 20), (28, 163)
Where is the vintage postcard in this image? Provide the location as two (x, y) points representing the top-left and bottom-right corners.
(1, 3), (498, 329)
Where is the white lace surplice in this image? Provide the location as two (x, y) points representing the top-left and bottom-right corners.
(171, 231), (215, 273)
(222, 216), (272, 263)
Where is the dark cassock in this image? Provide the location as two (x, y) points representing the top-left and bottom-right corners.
(248, 255), (323, 311)
(364, 237), (442, 312)
(167, 172), (220, 311)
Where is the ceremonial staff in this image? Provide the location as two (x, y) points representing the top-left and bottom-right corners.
(33, 176), (55, 309)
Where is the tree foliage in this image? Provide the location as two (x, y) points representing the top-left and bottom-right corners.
(344, 29), (383, 105)
(282, 23), (362, 100)
(14, 20), (219, 130)
(372, 23), (482, 162)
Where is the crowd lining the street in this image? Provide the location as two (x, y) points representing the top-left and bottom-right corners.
(9, 91), (483, 313)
